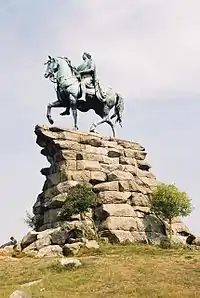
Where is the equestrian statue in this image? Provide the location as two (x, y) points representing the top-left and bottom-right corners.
(44, 52), (124, 137)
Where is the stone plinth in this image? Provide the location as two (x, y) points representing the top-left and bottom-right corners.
(30, 125), (189, 246)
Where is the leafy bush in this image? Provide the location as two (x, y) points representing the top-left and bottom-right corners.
(24, 211), (36, 229)
(24, 211), (42, 231)
(59, 183), (99, 220)
(150, 183), (192, 246)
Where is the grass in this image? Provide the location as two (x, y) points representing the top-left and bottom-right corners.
(1, 243), (200, 298)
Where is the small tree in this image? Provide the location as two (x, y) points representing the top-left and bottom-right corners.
(59, 183), (99, 240)
(150, 183), (192, 246)
(24, 211), (36, 230)
(59, 182), (99, 221)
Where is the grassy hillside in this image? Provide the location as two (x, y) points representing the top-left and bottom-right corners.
(0, 244), (200, 298)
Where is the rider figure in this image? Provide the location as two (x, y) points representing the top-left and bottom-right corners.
(76, 52), (96, 101)
(60, 52), (96, 116)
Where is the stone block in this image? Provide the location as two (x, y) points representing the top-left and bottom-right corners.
(85, 144), (108, 155)
(54, 139), (85, 151)
(63, 242), (83, 256)
(54, 150), (77, 161)
(124, 149), (147, 160)
(37, 245), (63, 257)
(99, 191), (131, 204)
(45, 193), (67, 208)
(44, 180), (79, 201)
(108, 148), (122, 157)
(108, 170), (133, 181)
(101, 230), (135, 244)
(131, 193), (150, 206)
(93, 181), (119, 192)
(21, 231), (38, 250)
(51, 228), (69, 245)
(90, 171), (107, 183)
(76, 160), (101, 171)
(118, 180), (138, 192)
(43, 208), (62, 224)
(99, 216), (138, 231)
(96, 204), (136, 217)
(100, 163), (119, 174)
(131, 231), (148, 243)
(79, 135), (103, 147)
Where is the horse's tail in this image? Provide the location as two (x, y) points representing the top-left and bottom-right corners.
(111, 93), (124, 127)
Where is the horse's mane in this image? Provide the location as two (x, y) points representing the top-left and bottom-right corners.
(57, 56), (76, 75)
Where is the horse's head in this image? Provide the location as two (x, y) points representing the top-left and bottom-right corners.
(44, 55), (59, 79)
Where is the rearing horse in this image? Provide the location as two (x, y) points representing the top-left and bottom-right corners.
(44, 55), (124, 137)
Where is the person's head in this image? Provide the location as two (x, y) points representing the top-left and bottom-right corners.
(10, 237), (14, 241)
(82, 52), (92, 60)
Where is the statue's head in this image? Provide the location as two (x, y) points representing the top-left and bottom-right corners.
(82, 52), (91, 60)
(44, 55), (59, 79)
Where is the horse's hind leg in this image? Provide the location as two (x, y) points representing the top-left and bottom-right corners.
(47, 100), (61, 125)
(106, 119), (116, 138)
(69, 94), (78, 130)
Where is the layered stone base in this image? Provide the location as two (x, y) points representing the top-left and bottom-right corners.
(29, 125), (189, 248)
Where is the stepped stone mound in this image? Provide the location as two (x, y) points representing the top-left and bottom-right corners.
(21, 125), (190, 255)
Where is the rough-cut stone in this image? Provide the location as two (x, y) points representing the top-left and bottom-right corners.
(192, 236), (200, 246)
(37, 245), (63, 257)
(9, 290), (31, 298)
(90, 171), (107, 183)
(99, 216), (139, 231)
(108, 148), (122, 157)
(31, 125), (190, 247)
(59, 257), (82, 268)
(100, 163), (119, 174)
(131, 231), (148, 243)
(186, 234), (196, 245)
(43, 209), (61, 224)
(45, 193), (67, 208)
(35, 235), (51, 250)
(54, 150), (77, 162)
(99, 191), (131, 204)
(171, 222), (190, 236)
(119, 180), (152, 195)
(21, 231), (38, 250)
(85, 144), (108, 155)
(118, 180), (138, 192)
(131, 193), (150, 206)
(93, 181), (119, 192)
(85, 240), (99, 250)
(44, 181), (79, 200)
(76, 160), (100, 171)
(63, 242), (83, 256)
(96, 204), (136, 218)
(124, 149), (147, 159)
(108, 170), (133, 181)
(101, 230), (135, 244)
(51, 228), (69, 245)
(23, 242), (37, 252)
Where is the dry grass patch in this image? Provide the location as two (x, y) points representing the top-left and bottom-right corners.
(0, 244), (200, 298)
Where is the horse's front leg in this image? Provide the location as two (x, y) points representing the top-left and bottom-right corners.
(46, 100), (62, 125)
(90, 116), (109, 133)
(69, 94), (78, 130)
(90, 116), (116, 137)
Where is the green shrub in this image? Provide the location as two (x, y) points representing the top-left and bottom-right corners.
(59, 182), (99, 220)
(150, 183), (192, 247)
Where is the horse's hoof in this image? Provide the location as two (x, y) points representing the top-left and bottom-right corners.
(89, 129), (96, 133)
(48, 118), (54, 125)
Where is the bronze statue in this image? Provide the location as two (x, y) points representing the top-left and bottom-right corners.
(44, 54), (124, 137)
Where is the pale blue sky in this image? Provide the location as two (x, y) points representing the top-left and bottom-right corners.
(1, 0), (200, 243)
